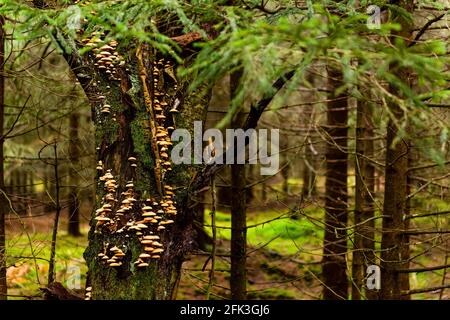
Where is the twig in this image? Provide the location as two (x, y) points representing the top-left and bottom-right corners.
(408, 13), (447, 47)
(205, 176), (217, 300)
(47, 142), (61, 285)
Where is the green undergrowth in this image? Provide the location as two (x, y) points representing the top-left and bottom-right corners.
(6, 229), (89, 299)
(204, 207), (324, 256)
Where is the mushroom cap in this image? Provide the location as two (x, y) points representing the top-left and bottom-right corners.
(95, 217), (111, 221)
(128, 156), (137, 161)
(140, 240), (153, 245)
(143, 235), (160, 240)
(151, 255), (161, 259)
(100, 45), (114, 51)
(136, 223), (148, 229)
(109, 262), (122, 267)
(110, 246), (120, 252)
(139, 253), (152, 259)
(137, 262), (149, 267)
(142, 212), (156, 217)
(142, 211), (156, 217)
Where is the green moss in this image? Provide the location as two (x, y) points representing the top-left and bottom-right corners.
(204, 210), (323, 255)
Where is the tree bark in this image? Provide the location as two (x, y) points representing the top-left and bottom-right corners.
(322, 67), (348, 300)
(230, 71), (247, 300)
(0, 14), (7, 300)
(59, 36), (210, 299)
(68, 112), (81, 237)
(352, 96), (376, 300)
(380, 0), (414, 300)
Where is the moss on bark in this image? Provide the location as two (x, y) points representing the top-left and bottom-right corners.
(77, 44), (210, 299)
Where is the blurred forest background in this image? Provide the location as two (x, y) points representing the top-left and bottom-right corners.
(0, 0), (449, 300)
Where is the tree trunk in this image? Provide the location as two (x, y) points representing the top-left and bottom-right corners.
(352, 96), (376, 300)
(380, 115), (409, 300)
(193, 193), (212, 251)
(281, 161), (290, 199)
(230, 71), (247, 300)
(61, 37), (210, 299)
(68, 112), (81, 237)
(0, 14), (7, 300)
(301, 71), (317, 199)
(380, 0), (413, 300)
(322, 67), (348, 300)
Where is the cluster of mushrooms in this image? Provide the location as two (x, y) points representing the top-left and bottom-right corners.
(97, 245), (126, 268)
(88, 49), (181, 277)
(94, 156), (177, 269)
(82, 32), (124, 81)
(153, 59), (179, 174)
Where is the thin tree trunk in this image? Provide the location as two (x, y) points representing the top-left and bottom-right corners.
(281, 162), (289, 199)
(302, 143), (317, 198)
(322, 67), (349, 300)
(48, 143), (61, 285)
(193, 193), (212, 251)
(68, 112), (81, 236)
(380, 0), (413, 300)
(352, 96), (376, 300)
(0, 14), (7, 300)
(230, 71), (247, 300)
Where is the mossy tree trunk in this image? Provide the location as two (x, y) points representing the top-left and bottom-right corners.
(63, 36), (209, 299)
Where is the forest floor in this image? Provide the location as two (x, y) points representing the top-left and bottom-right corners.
(4, 197), (449, 300)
